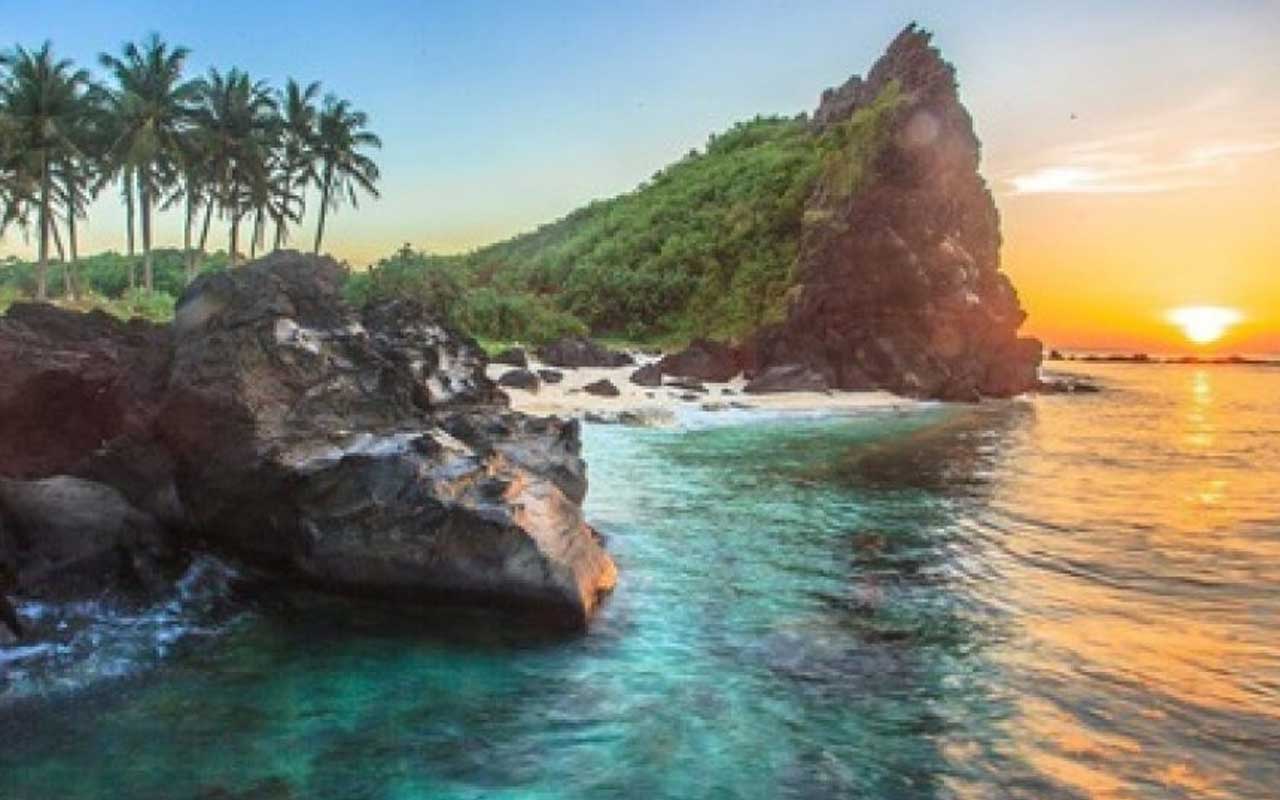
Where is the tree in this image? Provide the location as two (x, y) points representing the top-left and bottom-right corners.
(99, 34), (200, 290)
(275, 78), (320, 249)
(191, 68), (277, 266)
(0, 42), (94, 300)
(311, 95), (380, 255)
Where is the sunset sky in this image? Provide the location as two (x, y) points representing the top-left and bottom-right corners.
(3, 0), (1277, 352)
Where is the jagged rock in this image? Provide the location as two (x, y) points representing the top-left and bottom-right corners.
(658, 339), (740, 382)
(491, 347), (528, 368)
(1038, 374), (1102, 394)
(0, 252), (617, 628)
(538, 368), (564, 384)
(750, 24), (1041, 399)
(744, 364), (831, 394)
(498, 368), (541, 392)
(629, 363), (663, 387)
(537, 336), (634, 368)
(582, 378), (621, 397)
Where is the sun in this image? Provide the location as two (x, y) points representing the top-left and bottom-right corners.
(1166, 306), (1243, 345)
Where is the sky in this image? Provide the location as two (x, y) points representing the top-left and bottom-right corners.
(2, 0), (1278, 352)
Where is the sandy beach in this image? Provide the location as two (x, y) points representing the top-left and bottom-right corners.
(486, 353), (923, 425)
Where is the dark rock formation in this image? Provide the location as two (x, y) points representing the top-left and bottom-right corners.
(744, 364), (831, 394)
(629, 363), (663, 387)
(664, 377), (708, 393)
(658, 339), (741, 383)
(498, 368), (541, 391)
(0, 252), (617, 628)
(538, 368), (564, 384)
(537, 336), (634, 368)
(749, 25), (1041, 399)
(582, 378), (621, 398)
(491, 347), (528, 368)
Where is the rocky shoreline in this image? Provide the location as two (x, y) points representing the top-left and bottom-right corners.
(0, 253), (617, 645)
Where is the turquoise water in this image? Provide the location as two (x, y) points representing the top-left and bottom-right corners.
(3, 364), (1279, 798)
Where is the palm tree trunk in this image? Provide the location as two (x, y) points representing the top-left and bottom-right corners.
(68, 206), (79, 300)
(198, 196), (215, 255)
(313, 166), (332, 255)
(250, 209), (261, 260)
(229, 213), (241, 267)
(50, 214), (66, 263)
(183, 190), (195, 284)
(273, 218), (284, 251)
(139, 168), (153, 291)
(124, 170), (136, 291)
(36, 160), (50, 301)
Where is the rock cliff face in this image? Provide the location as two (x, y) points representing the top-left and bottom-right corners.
(749, 24), (1041, 400)
(0, 253), (616, 629)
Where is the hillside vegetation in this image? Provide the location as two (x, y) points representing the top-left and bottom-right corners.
(349, 83), (903, 345)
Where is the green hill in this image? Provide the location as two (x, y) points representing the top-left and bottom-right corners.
(347, 83), (902, 345)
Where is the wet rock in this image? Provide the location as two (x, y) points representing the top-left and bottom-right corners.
(629, 363), (663, 387)
(664, 377), (708, 393)
(582, 378), (621, 397)
(490, 347), (528, 368)
(1038, 374), (1102, 394)
(744, 364), (831, 394)
(537, 368), (564, 384)
(537, 336), (633, 368)
(658, 338), (741, 382)
(497, 368), (540, 392)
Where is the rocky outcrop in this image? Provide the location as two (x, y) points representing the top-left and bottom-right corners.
(537, 336), (634, 368)
(749, 24), (1041, 399)
(537, 368), (564, 384)
(0, 252), (617, 629)
(657, 339), (741, 383)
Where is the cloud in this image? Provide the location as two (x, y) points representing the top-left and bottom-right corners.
(1003, 107), (1280, 195)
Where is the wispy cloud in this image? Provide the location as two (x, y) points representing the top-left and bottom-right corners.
(1003, 95), (1280, 196)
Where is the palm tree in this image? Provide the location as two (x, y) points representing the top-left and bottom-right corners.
(0, 43), (93, 300)
(275, 78), (320, 249)
(99, 34), (200, 291)
(311, 95), (380, 255)
(192, 68), (277, 266)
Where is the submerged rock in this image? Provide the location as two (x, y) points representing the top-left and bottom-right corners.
(748, 25), (1041, 399)
(0, 252), (617, 629)
(537, 336), (634, 368)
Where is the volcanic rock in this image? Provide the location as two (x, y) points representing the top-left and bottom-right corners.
(582, 378), (621, 397)
(658, 339), (741, 382)
(537, 336), (634, 368)
(498, 368), (541, 391)
(744, 364), (832, 394)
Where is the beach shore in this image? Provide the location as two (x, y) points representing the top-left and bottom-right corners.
(486, 354), (922, 424)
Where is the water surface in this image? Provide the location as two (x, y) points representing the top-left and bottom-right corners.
(2, 363), (1278, 799)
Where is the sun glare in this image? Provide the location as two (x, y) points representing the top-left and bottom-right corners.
(1166, 306), (1243, 345)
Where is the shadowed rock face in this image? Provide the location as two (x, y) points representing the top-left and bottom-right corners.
(750, 24), (1041, 400)
(0, 252), (616, 628)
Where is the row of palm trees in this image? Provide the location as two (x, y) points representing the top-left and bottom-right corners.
(0, 34), (381, 300)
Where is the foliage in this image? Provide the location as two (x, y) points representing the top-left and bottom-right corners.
(0, 248), (227, 300)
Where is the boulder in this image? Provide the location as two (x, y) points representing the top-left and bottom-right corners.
(629, 363), (663, 387)
(491, 347), (528, 368)
(537, 368), (564, 384)
(744, 364), (831, 394)
(0, 476), (174, 599)
(582, 378), (621, 397)
(158, 253), (615, 626)
(657, 339), (740, 382)
(498, 368), (541, 392)
(537, 336), (634, 368)
(0, 252), (618, 629)
(664, 377), (707, 393)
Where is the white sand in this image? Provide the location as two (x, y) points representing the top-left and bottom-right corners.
(486, 353), (923, 426)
